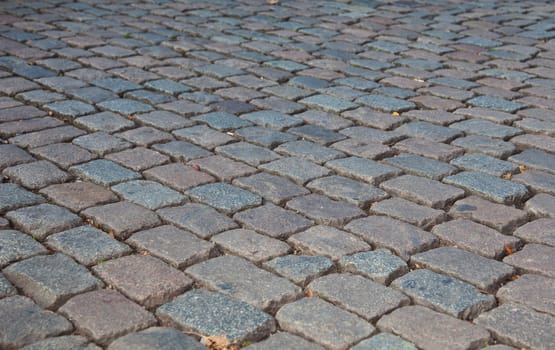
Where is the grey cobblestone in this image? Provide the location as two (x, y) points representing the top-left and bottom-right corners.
(107, 327), (204, 350)
(0, 183), (44, 214)
(503, 243), (555, 278)
(0, 230), (47, 268)
(3, 160), (71, 190)
(211, 228), (290, 263)
(6, 204), (82, 240)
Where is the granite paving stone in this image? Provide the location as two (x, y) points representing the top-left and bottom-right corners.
(39, 182), (117, 212)
(259, 157), (331, 185)
(432, 219), (521, 259)
(234, 203), (313, 239)
(286, 194), (365, 226)
(44, 100), (95, 118)
(384, 153), (457, 180)
(211, 228), (290, 263)
(185, 255), (301, 312)
(525, 193), (555, 219)
(216, 141), (281, 166)
(326, 157), (401, 184)
(371, 197), (446, 229)
(451, 153), (519, 177)
(275, 140), (345, 164)
(444, 171), (529, 205)
(393, 137), (464, 162)
(276, 297), (375, 350)
(74, 112), (135, 133)
(511, 134), (555, 154)
(346, 216), (438, 261)
(356, 94), (415, 112)
(21, 335), (101, 350)
(352, 333), (417, 350)
(116, 126), (173, 147)
(70, 159), (140, 186)
(307, 273), (410, 322)
(235, 126), (298, 147)
(112, 180), (184, 210)
(0, 230), (47, 268)
(143, 163), (214, 192)
(391, 269), (496, 320)
(263, 255), (334, 286)
(59, 290), (156, 346)
(503, 243), (555, 278)
(513, 218), (555, 247)
(0, 273), (17, 298)
(46, 226), (130, 266)
(72, 132), (132, 156)
(452, 135), (516, 158)
(377, 305), (490, 350)
(380, 174), (464, 209)
(288, 225), (370, 261)
(67, 86), (117, 104)
(0, 183), (44, 214)
(173, 125), (234, 150)
(186, 183), (261, 214)
(156, 289), (275, 342)
(30, 143), (95, 169)
(0, 296), (73, 349)
(240, 110), (302, 130)
(340, 126), (404, 144)
(152, 140), (211, 162)
(412, 247), (515, 292)
(474, 303), (555, 350)
(0, 144), (35, 170)
(93, 255), (192, 308)
(3, 160), (71, 190)
(3, 253), (102, 309)
(308, 175), (388, 208)
(0, 117), (64, 138)
(6, 203), (82, 240)
(509, 149), (555, 175)
(246, 332), (325, 350)
(342, 108), (406, 130)
(339, 249), (408, 285)
(497, 274), (555, 317)
(395, 121), (462, 143)
(82, 201), (160, 239)
(107, 327), (204, 350)
(156, 203), (237, 239)
(105, 147), (169, 171)
(450, 119), (522, 140)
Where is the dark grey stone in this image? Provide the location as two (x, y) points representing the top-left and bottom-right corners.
(503, 244), (555, 278)
(276, 297), (375, 350)
(326, 157), (401, 185)
(451, 153), (520, 177)
(263, 255), (334, 286)
(107, 327), (204, 350)
(0, 273), (16, 298)
(286, 194), (365, 226)
(112, 180), (185, 210)
(232, 172), (309, 205)
(216, 141), (281, 166)
(308, 175), (388, 207)
(246, 332), (325, 350)
(22, 336), (100, 350)
(6, 204), (82, 240)
(72, 132), (132, 156)
(0, 230), (47, 268)
(0, 296), (73, 349)
(70, 160), (140, 186)
(339, 249), (408, 285)
(259, 157), (331, 185)
(371, 197), (446, 229)
(0, 183), (44, 214)
(391, 269), (495, 319)
(156, 289), (275, 342)
(185, 255), (301, 312)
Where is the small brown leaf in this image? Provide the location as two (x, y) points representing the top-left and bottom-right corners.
(192, 164), (200, 171)
(502, 173), (512, 180)
(392, 111), (400, 116)
(519, 164), (527, 173)
(126, 114), (134, 120)
(108, 230), (115, 238)
(504, 244), (513, 255)
(202, 335), (239, 350)
(304, 289), (314, 297)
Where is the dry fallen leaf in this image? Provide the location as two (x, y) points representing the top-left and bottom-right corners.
(202, 335), (240, 350)
(519, 164), (527, 173)
(504, 244), (513, 255)
(140, 250), (150, 256)
(392, 111), (400, 116)
(192, 164), (200, 171)
(502, 173), (512, 180)
(108, 230), (115, 238)
(126, 114), (134, 120)
(267, 0), (279, 4)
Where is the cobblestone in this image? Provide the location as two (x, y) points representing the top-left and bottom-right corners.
(0, 183), (44, 214)
(513, 218), (555, 247)
(59, 290), (156, 346)
(6, 203), (82, 240)
(212, 228), (290, 263)
(0, 296), (72, 349)
(0, 230), (47, 268)
(156, 289), (275, 342)
(503, 243), (555, 278)
(352, 333), (417, 350)
(186, 255), (301, 312)
(3, 160), (71, 190)
(377, 306), (490, 350)
(474, 303), (555, 350)
(107, 327), (204, 350)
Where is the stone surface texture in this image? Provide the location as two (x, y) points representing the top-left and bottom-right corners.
(0, 0), (553, 348)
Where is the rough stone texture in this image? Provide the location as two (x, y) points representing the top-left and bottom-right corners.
(234, 203), (313, 239)
(307, 273), (410, 322)
(377, 305), (490, 350)
(185, 255), (301, 312)
(3, 253), (103, 309)
(346, 216), (438, 261)
(186, 183), (262, 214)
(288, 225), (371, 260)
(3, 160), (71, 190)
(0, 183), (45, 214)
(246, 332), (325, 350)
(0, 144), (35, 170)
(70, 159), (140, 186)
(46, 226), (130, 266)
(449, 196), (529, 233)
(233, 172), (309, 205)
(58, 290), (156, 345)
(22, 336), (101, 350)
(431, 219), (521, 259)
(0, 296), (73, 350)
(157, 203), (237, 239)
(112, 180), (185, 210)
(0, 273), (17, 298)
(371, 198), (446, 229)
(156, 289), (275, 342)
(40, 182), (118, 212)
(286, 194), (365, 226)
(513, 218), (555, 247)
(93, 255), (192, 308)
(211, 229), (291, 262)
(308, 175), (388, 207)
(525, 193), (555, 219)
(391, 269), (496, 319)
(6, 204), (82, 240)
(144, 163), (215, 192)
(497, 274), (555, 317)
(326, 157), (401, 185)
(263, 255), (334, 286)
(352, 333), (418, 350)
(82, 202), (160, 239)
(127, 225), (215, 269)
(276, 297), (375, 350)
(107, 327), (205, 350)
(503, 244), (555, 278)
(474, 303), (555, 350)
(412, 247), (515, 291)
(339, 249), (409, 285)
(0, 229), (47, 268)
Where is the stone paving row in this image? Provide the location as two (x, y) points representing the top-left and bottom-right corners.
(0, 0), (555, 349)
